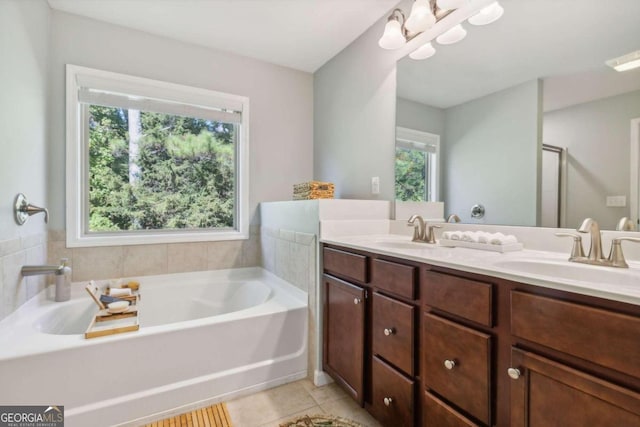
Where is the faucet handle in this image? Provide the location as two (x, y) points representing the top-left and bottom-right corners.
(608, 237), (640, 268)
(555, 233), (585, 260)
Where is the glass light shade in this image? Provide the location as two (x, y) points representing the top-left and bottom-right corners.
(378, 18), (406, 49)
(613, 58), (640, 72)
(405, 0), (436, 33)
(436, 24), (467, 45)
(436, 0), (467, 11)
(409, 42), (436, 60)
(468, 2), (504, 26)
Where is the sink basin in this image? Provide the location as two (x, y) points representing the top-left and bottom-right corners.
(492, 259), (640, 285)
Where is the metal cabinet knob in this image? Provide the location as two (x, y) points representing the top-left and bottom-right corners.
(383, 328), (395, 336)
(383, 397), (393, 406)
(353, 298), (361, 305)
(444, 359), (456, 370)
(507, 367), (521, 379)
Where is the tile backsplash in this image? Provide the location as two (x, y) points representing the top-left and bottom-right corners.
(47, 227), (261, 282)
(0, 232), (48, 321)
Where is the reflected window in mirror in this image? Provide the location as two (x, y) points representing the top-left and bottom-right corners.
(395, 127), (440, 202)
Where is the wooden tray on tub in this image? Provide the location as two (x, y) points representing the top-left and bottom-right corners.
(84, 282), (140, 339)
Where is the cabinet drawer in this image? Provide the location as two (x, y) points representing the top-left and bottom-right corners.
(372, 292), (415, 376)
(323, 247), (368, 283)
(371, 258), (417, 300)
(423, 313), (492, 425)
(370, 356), (414, 427)
(422, 271), (492, 327)
(511, 291), (640, 378)
(423, 391), (479, 427)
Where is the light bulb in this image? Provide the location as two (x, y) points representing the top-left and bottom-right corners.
(405, 0), (436, 33)
(468, 1), (504, 26)
(409, 42), (436, 60)
(378, 18), (406, 50)
(436, 0), (467, 11)
(436, 24), (467, 45)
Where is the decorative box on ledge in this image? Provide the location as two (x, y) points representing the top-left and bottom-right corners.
(293, 181), (335, 200)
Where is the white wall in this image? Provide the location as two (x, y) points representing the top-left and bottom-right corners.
(544, 90), (640, 230)
(396, 97), (446, 136)
(314, 2), (409, 201)
(48, 10), (314, 230)
(443, 80), (542, 226)
(0, 0), (50, 320)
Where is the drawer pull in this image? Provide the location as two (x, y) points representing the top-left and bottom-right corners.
(383, 397), (393, 406)
(353, 298), (361, 305)
(383, 327), (396, 336)
(507, 367), (521, 379)
(444, 359), (457, 370)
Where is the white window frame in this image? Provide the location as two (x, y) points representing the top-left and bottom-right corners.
(66, 64), (250, 247)
(395, 127), (440, 202)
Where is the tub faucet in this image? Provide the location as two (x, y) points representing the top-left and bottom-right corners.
(21, 258), (69, 277)
(22, 258), (72, 302)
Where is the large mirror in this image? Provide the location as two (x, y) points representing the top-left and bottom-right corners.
(396, 0), (640, 230)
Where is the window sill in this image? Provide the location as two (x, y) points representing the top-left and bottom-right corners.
(66, 229), (249, 248)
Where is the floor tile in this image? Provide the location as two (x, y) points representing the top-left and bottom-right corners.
(320, 397), (383, 427)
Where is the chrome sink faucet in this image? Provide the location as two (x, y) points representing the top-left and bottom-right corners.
(407, 214), (440, 244)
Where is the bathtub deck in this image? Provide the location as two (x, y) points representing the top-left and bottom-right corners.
(144, 402), (231, 427)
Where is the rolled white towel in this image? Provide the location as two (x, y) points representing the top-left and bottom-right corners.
(477, 231), (490, 244)
(442, 231), (453, 240)
(109, 288), (132, 297)
(449, 231), (463, 240)
(461, 231), (480, 243)
(489, 232), (506, 245)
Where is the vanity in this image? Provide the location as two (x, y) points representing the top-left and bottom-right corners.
(321, 235), (640, 427)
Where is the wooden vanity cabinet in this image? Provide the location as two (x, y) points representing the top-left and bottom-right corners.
(322, 243), (640, 427)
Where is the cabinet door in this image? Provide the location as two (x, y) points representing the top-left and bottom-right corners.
(509, 348), (640, 427)
(323, 274), (366, 404)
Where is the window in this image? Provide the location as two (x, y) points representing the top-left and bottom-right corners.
(66, 65), (249, 247)
(395, 127), (439, 202)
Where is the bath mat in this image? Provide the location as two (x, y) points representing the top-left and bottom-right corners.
(279, 414), (362, 427)
(143, 402), (232, 427)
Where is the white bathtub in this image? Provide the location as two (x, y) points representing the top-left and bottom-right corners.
(0, 267), (308, 427)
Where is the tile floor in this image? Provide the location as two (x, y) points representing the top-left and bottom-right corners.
(225, 379), (383, 427)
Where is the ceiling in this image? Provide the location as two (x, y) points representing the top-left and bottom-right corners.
(47, 0), (400, 73)
(397, 0), (640, 110)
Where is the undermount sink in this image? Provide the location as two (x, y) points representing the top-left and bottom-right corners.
(492, 258), (640, 285)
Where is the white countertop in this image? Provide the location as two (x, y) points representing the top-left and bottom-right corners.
(321, 234), (640, 306)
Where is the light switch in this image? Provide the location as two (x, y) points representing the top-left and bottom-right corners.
(606, 195), (627, 207)
(371, 176), (380, 195)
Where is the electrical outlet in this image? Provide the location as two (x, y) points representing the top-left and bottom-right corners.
(371, 176), (380, 195)
(606, 195), (626, 207)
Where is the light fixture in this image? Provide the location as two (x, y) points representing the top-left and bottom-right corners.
(468, 1), (504, 25)
(436, 0), (468, 11)
(379, 0), (504, 60)
(606, 50), (640, 72)
(378, 9), (407, 50)
(436, 23), (467, 45)
(405, 0), (436, 33)
(410, 42), (436, 60)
